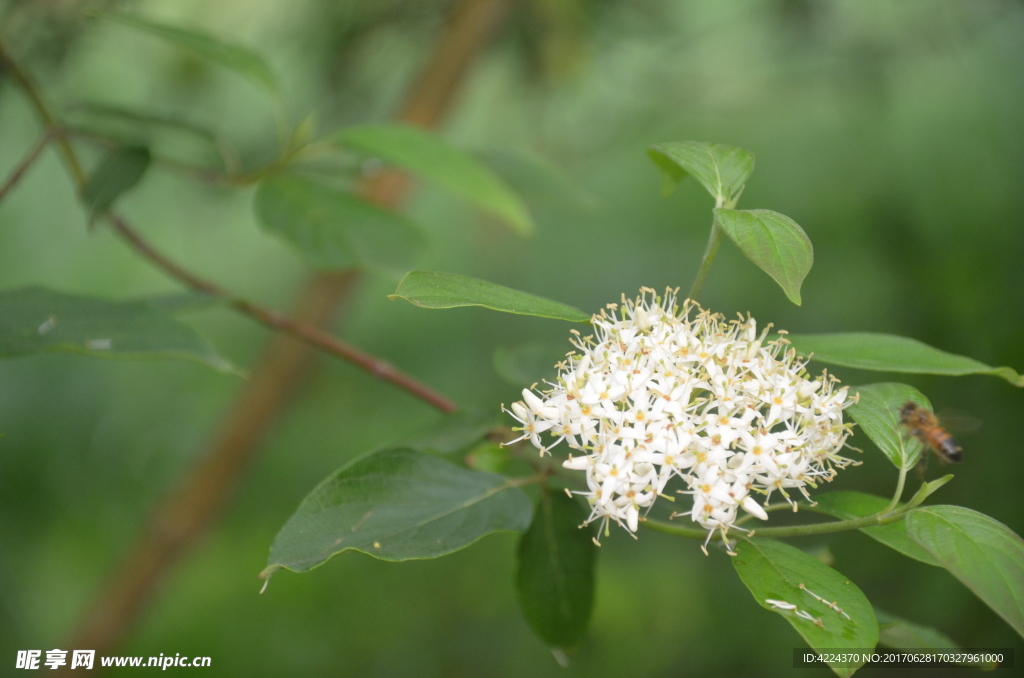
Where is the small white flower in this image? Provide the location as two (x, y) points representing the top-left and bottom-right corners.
(503, 288), (857, 552)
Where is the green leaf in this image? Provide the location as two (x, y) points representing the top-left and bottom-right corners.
(81, 146), (150, 220)
(0, 286), (232, 372)
(907, 506), (1024, 639)
(105, 13), (278, 92)
(335, 124), (535, 236)
(516, 491), (596, 650)
(646, 141), (754, 202)
(390, 271), (590, 323)
(786, 333), (1024, 387)
(254, 175), (425, 276)
(733, 538), (878, 678)
(905, 474), (954, 509)
(714, 208), (813, 305)
(847, 383), (930, 469)
(477, 148), (598, 213)
(464, 442), (510, 474)
(400, 410), (496, 455)
(813, 492), (938, 566)
(493, 342), (566, 386)
(875, 609), (997, 669)
(262, 448), (532, 577)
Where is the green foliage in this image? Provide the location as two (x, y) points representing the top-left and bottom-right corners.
(875, 609), (997, 668)
(335, 124), (535, 235)
(713, 208), (813, 305)
(812, 492), (938, 566)
(253, 175), (425, 275)
(390, 271), (591, 322)
(493, 342), (566, 386)
(0, 286), (231, 372)
(786, 333), (1024, 387)
(907, 506), (1024, 640)
(847, 383), (930, 469)
(646, 141), (754, 203)
(262, 448), (533, 578)
(104, 13), (278, 93)
(399, 410), (497, 455)
(733, 539), (878, 678)
(516, 491), (596, 651)
(81, 146), (151, 221)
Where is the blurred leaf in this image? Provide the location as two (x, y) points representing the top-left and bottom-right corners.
(875, 609), (997, 669)
(464, 442), (510, 474)
(400, 410), (496, 455)
(254, 175), (425, 276)
(68, 102), (240, 173)
(262, 448), (532, 577)
(81, 146), (150, 221)
(477, 148), (598, 213)
(516, 491), (596, 651)
(714, 208), (813, 305)
(646, 141), (754, 201)
(848, 383), (930, 469)
(733, 538), (878, 678)
(813, 491), (938, 566)
(786, 333), (1024, 387)
(145, 291), (221, 314)
(105, 13), (278, 92)
(0, 286), (232, 372)
(494, 342), (566, 386)
(335, 124), (535, 235)
(390, 271), (590, 323)
(907, 506), (1024, 639)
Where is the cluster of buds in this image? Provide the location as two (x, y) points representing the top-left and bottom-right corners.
(504, 288), (857, 553)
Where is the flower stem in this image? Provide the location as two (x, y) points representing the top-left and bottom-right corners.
(643, 502), (914, 541)
(687, 198), (726, 301)
(884, 465), (909, 514)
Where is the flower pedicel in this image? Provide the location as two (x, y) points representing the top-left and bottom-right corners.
(504, 287), (858, 553)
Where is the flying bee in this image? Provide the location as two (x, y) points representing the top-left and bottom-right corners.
(899, 401), (962, 469)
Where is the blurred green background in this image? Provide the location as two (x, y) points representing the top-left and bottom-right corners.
(2, 0), (1023, 675)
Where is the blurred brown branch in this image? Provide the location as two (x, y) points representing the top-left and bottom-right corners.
(6, 0), (513, 668)
(0, 129), (52, 202)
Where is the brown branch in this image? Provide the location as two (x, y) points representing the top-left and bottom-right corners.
(0, 129), (52, 202)
(48, 0), (513, 669)
(106, 213), (459, 413)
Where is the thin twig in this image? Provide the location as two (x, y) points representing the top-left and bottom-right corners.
(105, 214), (458, 413)
(0, 129), (53, 202)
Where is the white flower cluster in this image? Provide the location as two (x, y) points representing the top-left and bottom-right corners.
(504, 288), (857, 553)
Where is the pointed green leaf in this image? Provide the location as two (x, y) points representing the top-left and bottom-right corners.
(516, 492), (596, 651)
(336, 124), (535, 235)
(733, 538), (878, 677)
(847, 383), (930, 469)
(905, 474), (954, 509)
(714, 208), (813, 305)
(0, 286), (232, 372)
(493, 342), (566, 386)
(81, 146), (150, 219)
(907, 506), (1024, 639)
(390, 271), (590, 323)
(646, 141), (754, 202)
(733, 540), (876, 678)
(262, 448), (532, 577)
(786, 332), (1024, 387)
(254, 175), (425, 276)
(105, 13), (278, 92)
(813, 492), (938, 566)
(400, 410), (496, 455)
